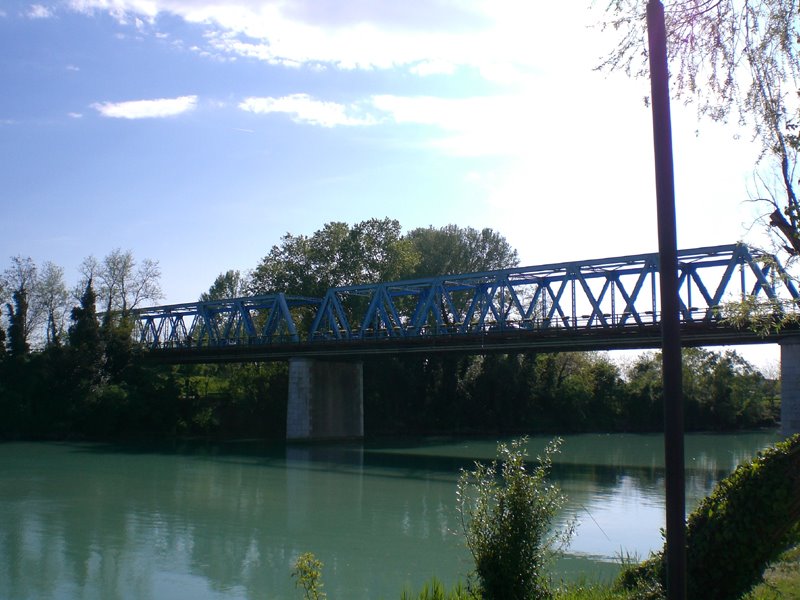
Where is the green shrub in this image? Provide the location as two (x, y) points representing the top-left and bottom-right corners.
(456, 437), (573, 600)
(292, 552), (326, 600)
(619, 434), (800, 600)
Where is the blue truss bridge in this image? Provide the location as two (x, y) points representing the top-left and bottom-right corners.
(132, 243), (800, 363)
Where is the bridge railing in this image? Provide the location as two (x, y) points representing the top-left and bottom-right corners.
(132, 243), (799, 351)
(132, 294), (320, 350)
(307, 243), (798, 341)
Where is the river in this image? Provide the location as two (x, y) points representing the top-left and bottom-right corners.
(0, 431), (779, 599)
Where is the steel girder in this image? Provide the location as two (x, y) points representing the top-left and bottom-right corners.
(131, 243), (798, 351)
(307, 243), (798, 341)
(132, 294), (319, 350)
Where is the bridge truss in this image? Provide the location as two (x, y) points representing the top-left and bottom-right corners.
(132, 243), (800, 360)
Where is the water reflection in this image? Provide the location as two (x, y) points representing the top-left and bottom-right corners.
(0, 432), (778, 599)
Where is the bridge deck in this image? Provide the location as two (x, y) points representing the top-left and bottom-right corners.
(146, 325), (793, 363)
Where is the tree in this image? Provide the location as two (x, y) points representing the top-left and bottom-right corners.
(249, 218), (418, 297)
(6, 287), (30, 359)
(68, 279), (104, 384)
(599, 1), (800, 258)
(82, 249), (163, 316)
(0, 312), (6, 363)
(369, 223), (519, 434)
(2, 256), (44, 344)
(34, 261), (69, 346)
(200, 270), (248, 301)
(405, 224), (519, 277)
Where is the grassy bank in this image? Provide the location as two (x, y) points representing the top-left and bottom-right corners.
(399, 546), (800, 600)
(748, 546), (800, 600)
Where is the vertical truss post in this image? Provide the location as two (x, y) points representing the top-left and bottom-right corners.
(648, 2), (686, 599)
(740, 262), (747, 299)
(611, 279), (617, 325)
(571, 275), (577, 328)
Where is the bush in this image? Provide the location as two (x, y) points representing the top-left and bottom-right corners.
(456, 437), (572, 600)
(619, 434), (800, 600)
(292, 552), (326, 600)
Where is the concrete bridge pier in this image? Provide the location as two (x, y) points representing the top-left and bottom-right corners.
(780, 337), (800, 437)
(287, 358), (364, 441)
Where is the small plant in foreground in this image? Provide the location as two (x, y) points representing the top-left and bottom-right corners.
(457, 437), (573, 600)
(292, 552), (326, 600)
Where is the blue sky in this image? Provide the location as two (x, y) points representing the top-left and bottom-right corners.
(0, 0), (778, 364)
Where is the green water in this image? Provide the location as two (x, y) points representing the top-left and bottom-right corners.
(0, 431), (779, 599)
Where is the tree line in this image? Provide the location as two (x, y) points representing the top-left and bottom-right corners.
(0, 220), (782, 439)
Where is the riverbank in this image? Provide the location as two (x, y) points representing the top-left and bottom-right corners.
(402, 547), (800, 599)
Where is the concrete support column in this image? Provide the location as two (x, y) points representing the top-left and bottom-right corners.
(287, 358), (364, 441)
(780, 338), (800, 437)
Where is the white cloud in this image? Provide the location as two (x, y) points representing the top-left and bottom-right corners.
(91, 95), (198, 119)
(239, 94), (376, 127)
(27, 4), (55, 19)
(63, 1), (605, 78)
(409, 60), (456, 77)
(234, 89), (592, 157)
(68, 112), (84, 119)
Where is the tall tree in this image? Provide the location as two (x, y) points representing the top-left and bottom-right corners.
(2, 256), (44, 344)
(82, 249), (163, 316)
(249, 218), (418, 297)
(68, 279), (104, 383)
(34, 261), (69, 346)
(6, 287), (30, 359)
(405, 224), (519, 276)
(599, 0), (800, 257)
(200, 270), (249, 301)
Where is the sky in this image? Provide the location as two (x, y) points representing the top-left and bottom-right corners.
(0, 0), (782, 368)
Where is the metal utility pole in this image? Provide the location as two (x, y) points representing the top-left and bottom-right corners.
(646, 1), (687, 599)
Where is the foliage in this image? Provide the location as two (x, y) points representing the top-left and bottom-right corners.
(400, 578), (473, 600)
(599, 0), (800, 258)
(1, 252), (158, 351)
(250, 218), (418, 297)
(0, 223), (787, 440)
(457, 437), (572, 600)
(68, 279), (105, 385)
(292, 552), (326, 600)
(619, 435), (800, 600)
(720, 294), (800, 336)
(1, 255), (43, 342)
(623, 348), (779, 432)
(6, 287), (30, 359)
(405, 224), (519, 277)
(200, 269), (248, 301)
(35, 261), (69, 346)
(81, 248), (162, 315)
(0, 315), (6, 362)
